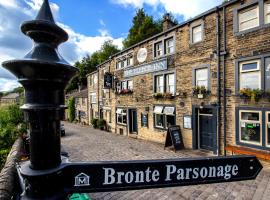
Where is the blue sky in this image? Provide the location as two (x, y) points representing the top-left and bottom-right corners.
(0, 0), (223, 92)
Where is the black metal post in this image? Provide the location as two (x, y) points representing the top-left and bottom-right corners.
(2, 0), (78, 198)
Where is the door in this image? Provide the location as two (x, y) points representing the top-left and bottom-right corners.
(199, 112), (216, 151)
(129, 109), (138, 134)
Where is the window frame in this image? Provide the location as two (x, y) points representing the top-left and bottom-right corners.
(266, 111), (270, 147)
(115, 52), (134, 71)
(192, 64), (211, 90)
(239, 59), (261, 90)
(235, 54), (270, 93)
(117, 80), (134, 93)
(239, 110), (262, 146)
(153, 71), (176, 95)
(153, 105), (176, 130)
(265, 0), (270, 24)
(153, 35), (175, 59)
(238, 5), (259, 32)
(90, 93), (97, 104)
(189, 20), (204, 44)
(116, 108), (127, 125)
(164, 37), (175, 55)
(233, 0), (270, 35)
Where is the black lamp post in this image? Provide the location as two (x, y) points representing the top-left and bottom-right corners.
(2, 0), (78, 198)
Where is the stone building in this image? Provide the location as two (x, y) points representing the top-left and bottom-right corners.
(87, 0), (270, 155)
(67, 89), (89, 124)
(0, 93), (20, 106)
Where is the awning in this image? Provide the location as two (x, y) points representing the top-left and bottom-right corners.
(154, 106), (163, 114)
(116, 108), (123, 114)
(163, 107), (175, 115)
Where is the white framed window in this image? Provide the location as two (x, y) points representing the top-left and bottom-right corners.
(121, 81), (127, 90)
(116, 108), (127, 125)
(117, 80), (133, 92)
(155, 75), (164, 93)
(90, 93), (96, 103)
(165, 37), (174, 54)
(192, 25), (203, 43)
(127, 80), (133, 90)
(238, 5), (259, 31)
(154, 42), (163, 57)
(93, 74), (98, 85)
(165, 74), (175, 94)
(154, 106), (175, 129)
(239, 60), (261, 89)
(239, 110), (262, 145)
(266, 112), (270, 147)
(265, 1), (270, 24)
(195, 68), (208, 89)
(127, 57), (133, 66)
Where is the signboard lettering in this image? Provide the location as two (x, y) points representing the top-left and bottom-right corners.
(104, 73), (113, 89)
(124, 58), (167, 78)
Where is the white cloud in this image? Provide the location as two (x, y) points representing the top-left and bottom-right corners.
(99, 19), (106, 26)
(0, 0), (123, 92)
(112, 0), (223, 19)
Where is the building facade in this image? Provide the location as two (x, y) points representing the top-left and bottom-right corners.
(0, 93), (20, 106)
(87, 0), (270, 155)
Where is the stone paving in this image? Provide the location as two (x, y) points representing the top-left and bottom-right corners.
(62, 122), (270, 200)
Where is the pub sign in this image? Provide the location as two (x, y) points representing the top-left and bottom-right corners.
(104, 72), (113, 89)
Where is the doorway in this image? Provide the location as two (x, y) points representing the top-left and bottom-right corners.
(128, 109), (138, 134)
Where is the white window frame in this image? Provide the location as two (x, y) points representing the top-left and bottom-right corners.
(238, 5), (259, 32)
(239, 110), (262, 146)
(265, 1), (270, 24)
(239, 60), (261, 89)
(165, 73), (175, 94)
(192, 24), (203, 43)
(90, 93), (97, 104)
(195, 68), (209, 89)
(165, 37), (174, 54)
(154, 73), (175, 94)
(116, 108), (127, 125)
(154, 106), (175, 129)
(154, 41), (163, 58)
(266, 111), (270, 147)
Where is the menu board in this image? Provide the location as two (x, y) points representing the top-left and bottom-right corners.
(164, 125), (184, 152)
(141, 114), (148, 127)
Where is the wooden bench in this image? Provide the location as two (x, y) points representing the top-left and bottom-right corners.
(225, 145), (270, 161)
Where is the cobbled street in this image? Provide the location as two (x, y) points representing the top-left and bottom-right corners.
(62, 122), (270, 200)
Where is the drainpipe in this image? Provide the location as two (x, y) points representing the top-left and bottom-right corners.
(216, 8), (221, 156)
(97, 69), (100, 119)
(222, 6), (228, 156)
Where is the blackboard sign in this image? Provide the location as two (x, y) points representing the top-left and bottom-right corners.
(104, 72), (113, 88)
(141, 113), (148, 127)
(164, 125), (184, 151)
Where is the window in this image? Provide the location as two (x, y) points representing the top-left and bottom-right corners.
(238, 5), (259, 31)
(165, 37), (174, 54)
(154, 42), (163, 57)
(90, 93), (96, 103)
(127, 57), (133, 66)
(116, 108), (127, 125)
(266, 112), (270, 147)
(154, 106), (175, 129)
(239, 110), (262, 145)
(192, 25), (203, 43)
(265, 57), (270, 90)
(154, 73), (175, 94)
(116, 55), (134, 70)
(117, 80), (133, 92)
(195, 68), (208, 89)
(127, 80), (133, 90)
(239, 60), (261, 89)
(265, 1), (270, 24)
(93, 74), (98, 84)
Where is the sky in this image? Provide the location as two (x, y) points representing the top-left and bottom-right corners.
(0, 0), (223, 92)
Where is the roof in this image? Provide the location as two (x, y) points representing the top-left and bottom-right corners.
(85, 0), (239, 75)
(67, 89), (88, 98)
(1, 93), (20, 99)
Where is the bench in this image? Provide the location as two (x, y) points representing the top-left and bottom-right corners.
(225, 145), (270, 161)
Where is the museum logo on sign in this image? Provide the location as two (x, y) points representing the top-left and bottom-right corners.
(74, 173), (90, 186)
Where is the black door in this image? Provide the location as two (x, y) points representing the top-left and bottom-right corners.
(129, 109), (138, 134)
(199, 114), (215, 151)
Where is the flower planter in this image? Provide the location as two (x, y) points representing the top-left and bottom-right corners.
(197, 94), (204, 99)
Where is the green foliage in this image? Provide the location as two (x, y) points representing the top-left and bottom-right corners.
(91, 118), (98, 129)
(67, 97), (76, 122)
(123, 8), (162, 49)
(97, 119), (106, 130)
(66, 40), (120, 93)
(0, 105), (25, 169)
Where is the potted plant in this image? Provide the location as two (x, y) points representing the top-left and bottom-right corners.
(97, 119), (106, 130)
(153, 93), (164, 100)
(91, 118), (98, 129)
(164, 92), (174, 99)
(192, 86), (207, 99)
(239, 88), (263, 103)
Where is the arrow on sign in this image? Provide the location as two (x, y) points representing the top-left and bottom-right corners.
(19, 155), (262, 194)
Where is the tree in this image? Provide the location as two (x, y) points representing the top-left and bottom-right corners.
(67, 97), (75, 122)
(65, 40), (120, 93)
(123, 8), (162, 49)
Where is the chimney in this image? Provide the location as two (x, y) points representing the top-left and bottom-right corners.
(162, 13), (176, 31)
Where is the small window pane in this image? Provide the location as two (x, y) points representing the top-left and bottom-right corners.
(165, 38), (174, 54)
(156, 75), (164, 93)
(240, 71), (260, 89)
(240, 123), (261, 143)
(267, 113), (270, 146)
(155, 42), (163, 57)
(166, 74), (175, 93)
(155, 114), (164, 128)
(154, 106), (163, 114)
(242, 62), (258, 71)
(241, 112), (260, 121)
(196, 68), (208, 88)
(164, 107), (175, 115)
(123, 115), (127, 124)
(265, 57), (270, 90)
(166, 115), (175, 128)
(239, 6), (259, 31)
(127, 80), (133, 90)
(192, 25), (202, 43)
